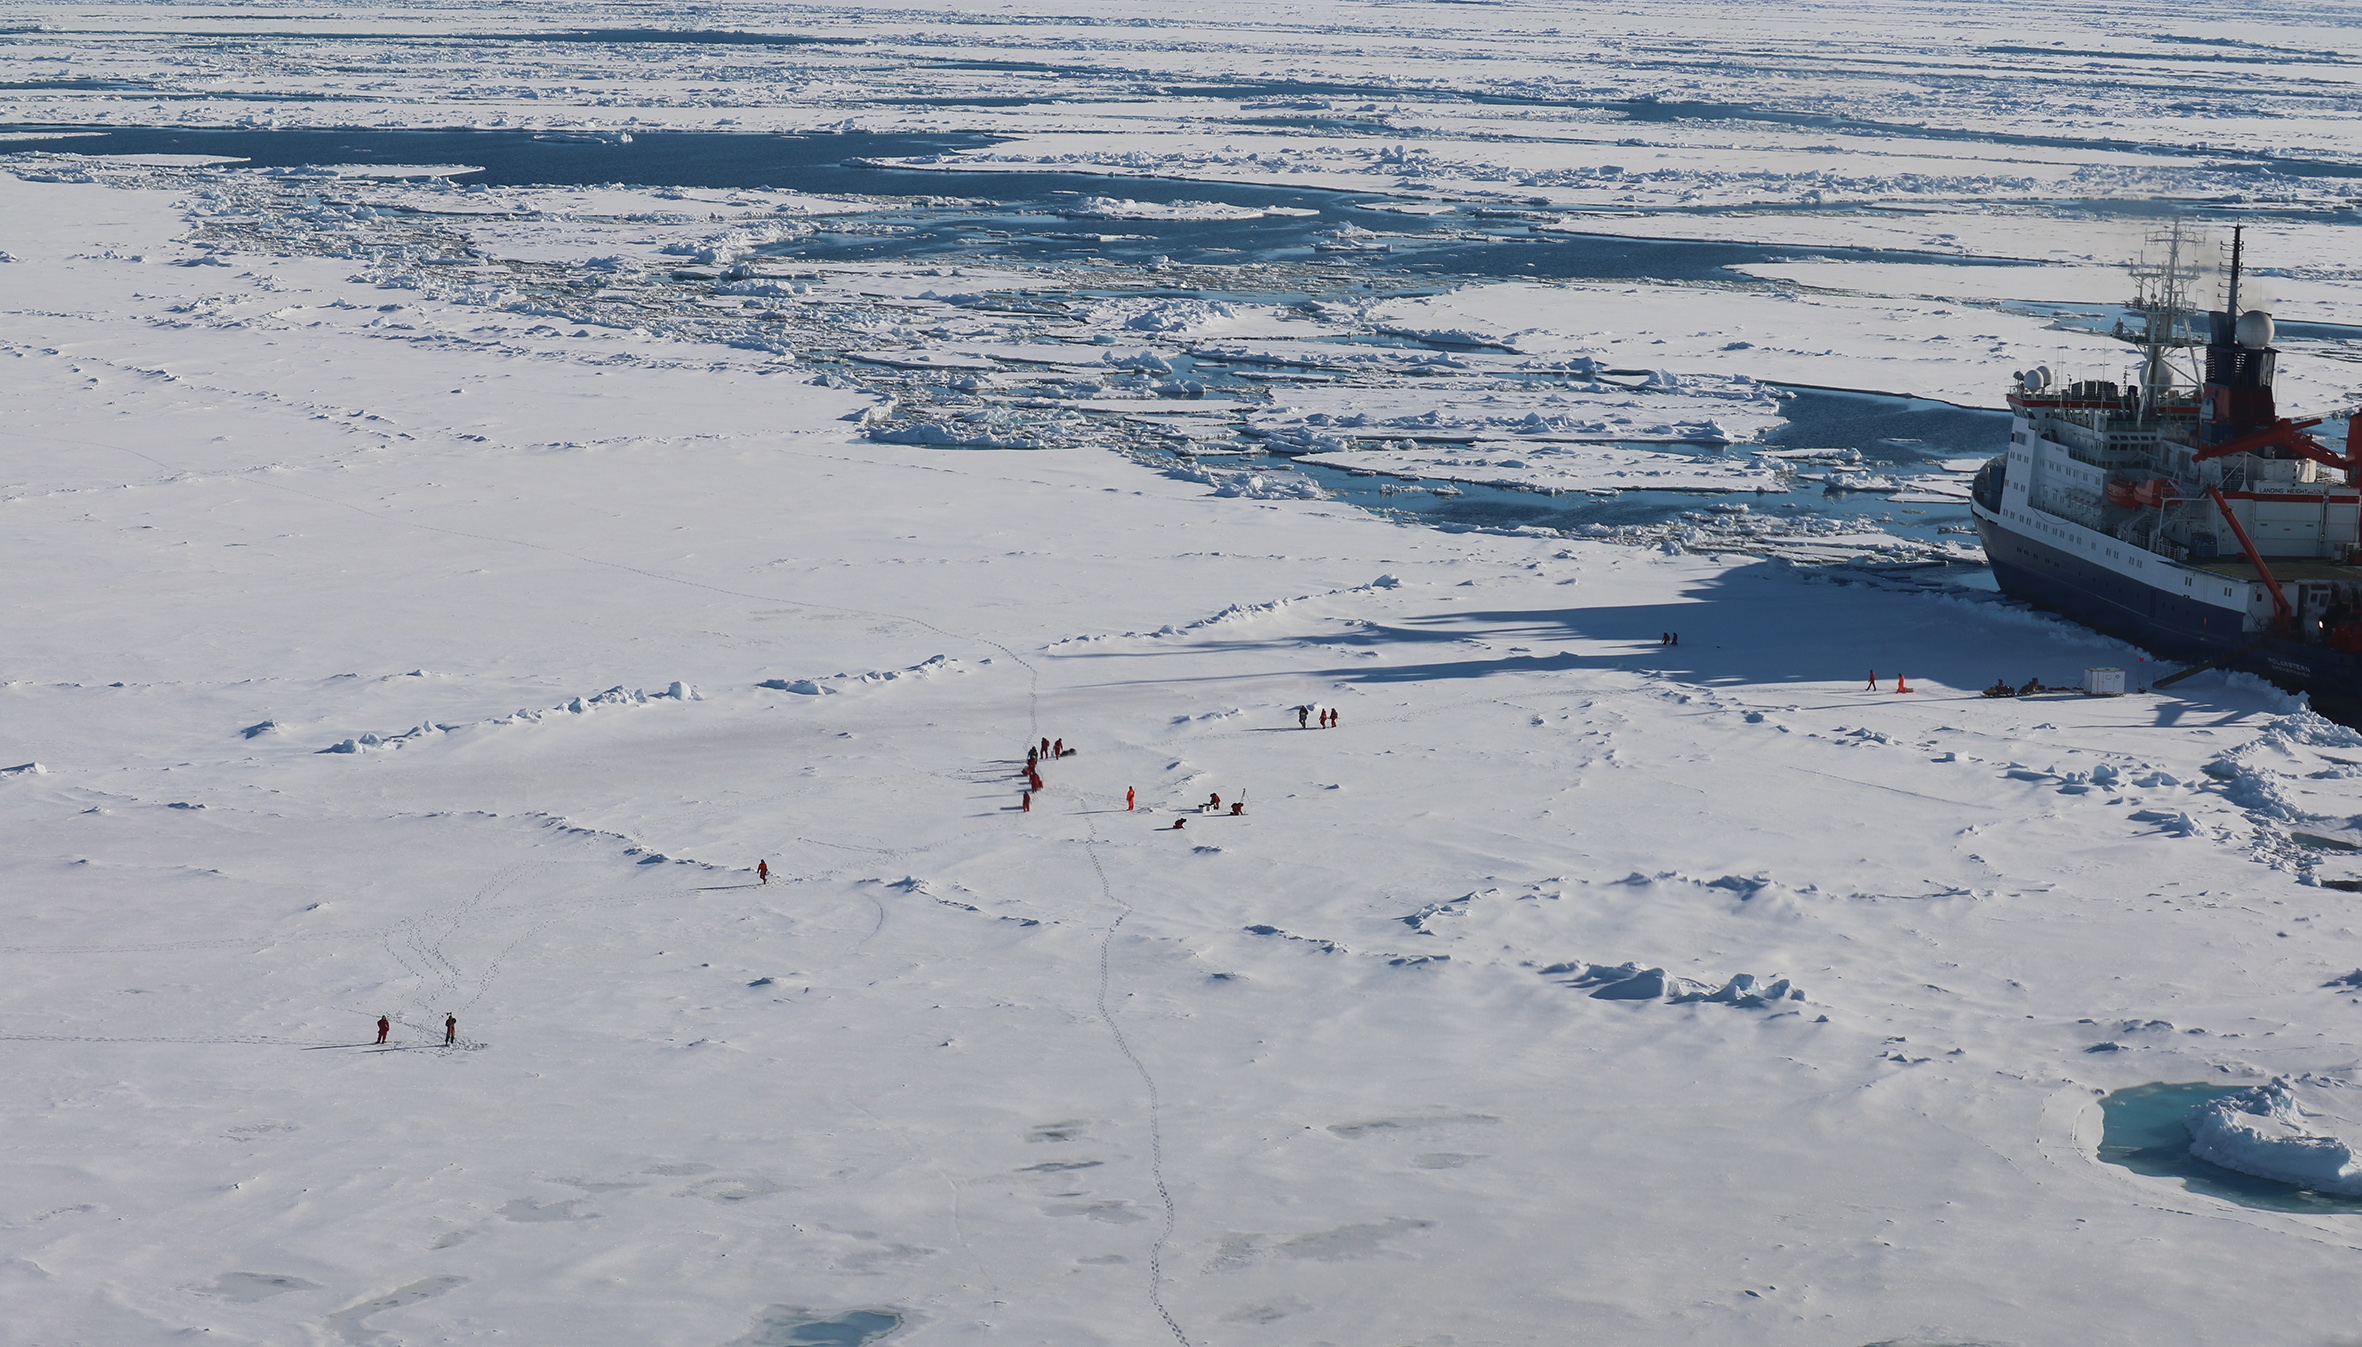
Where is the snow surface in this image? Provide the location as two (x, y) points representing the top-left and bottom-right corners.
(8, 3), (2362, 1345)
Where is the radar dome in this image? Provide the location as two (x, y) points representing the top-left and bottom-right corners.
(2236, 309), (2276, 349)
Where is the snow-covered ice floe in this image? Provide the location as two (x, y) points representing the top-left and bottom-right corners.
(1300, 443), (1784, 494)
(1062, 196), (1316, 221)
(2187, 1077), (2362, 1195)
(869, 421), (1048, 450)
(1085, 295), (1265, 336)
(1240, 366), (1785, 447)
(1164, 460), (1328, 500)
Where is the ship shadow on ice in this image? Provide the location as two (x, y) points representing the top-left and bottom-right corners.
(1084, 559), (2287, 724)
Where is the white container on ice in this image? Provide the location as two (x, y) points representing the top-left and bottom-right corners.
(2083, 667), (2126, 696)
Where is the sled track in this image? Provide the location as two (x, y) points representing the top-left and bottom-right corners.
(1082, 816), (1192, 1347)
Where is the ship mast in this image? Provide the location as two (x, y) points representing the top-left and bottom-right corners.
(2125, 218), (2204, 417)
(2226, 223), (2242, 322)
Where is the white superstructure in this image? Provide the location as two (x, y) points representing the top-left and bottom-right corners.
(1972, 222), (2362, 657)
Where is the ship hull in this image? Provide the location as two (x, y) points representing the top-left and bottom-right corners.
(1973, 505), (2362, 718)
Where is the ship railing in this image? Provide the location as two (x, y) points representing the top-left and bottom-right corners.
(2028, 487), (2103, 529)
(2124, 527), (2187, 564)
(2058, 440), (2150, 471)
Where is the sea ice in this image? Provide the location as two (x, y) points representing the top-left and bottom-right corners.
(1301, 443), (1785, 495)
(7, 6), (2362, 1345)
(2187, 1077), (2362, 1195)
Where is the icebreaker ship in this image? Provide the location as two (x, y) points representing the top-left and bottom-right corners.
(1970, 226), (2362, 717)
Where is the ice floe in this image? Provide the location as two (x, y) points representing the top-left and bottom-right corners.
(1164, 460), (1328, 500)
(1300, 443), (1783, 495)
(2187, 1077), (2362, 1195)
(1086, 296), (1252, 335)
(1244, 369), (1785, 449)
(1063, 196), (1276, 221)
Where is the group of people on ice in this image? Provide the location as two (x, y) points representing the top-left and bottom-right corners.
(999, 705), (1343, 827)
(371, 1014), (459, 1047)
(1020, 735), (1075, 812)
(1166, 790), (1247, 829)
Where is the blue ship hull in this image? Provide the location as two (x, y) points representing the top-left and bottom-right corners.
(1973, 505), (2362, 715)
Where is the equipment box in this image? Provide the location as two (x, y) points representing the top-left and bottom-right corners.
(2083, 666), (2126, 696)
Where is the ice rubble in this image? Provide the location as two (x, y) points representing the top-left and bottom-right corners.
(1087, 296), (1248, 335)
(1244, 369), (1785, 450)
(657, 219), (814, 265)
(759, 655), (969, 695)
(868, 422), (1047, 450)
(2187, 1077), (2362, 1195)
(1063, 196), (1277, 221)
(715, 277), (813, 298)
(2191, 711), (2362, 857)
(1537, 961), (1805, 1008)
(1048, 577), (1396, 646)
(31, 153), (2001, 524)
(1163, 460), (1328, 500)
(319, 681), (700, 754)
(1301, 443), (1783, 494)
